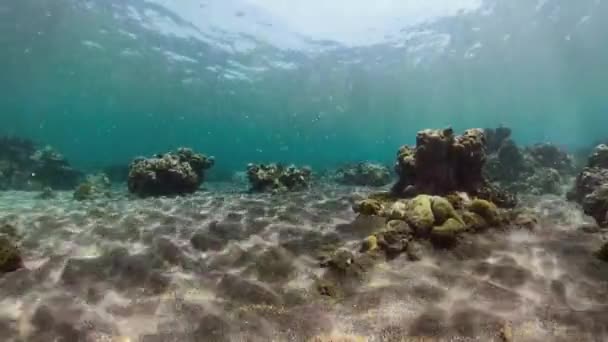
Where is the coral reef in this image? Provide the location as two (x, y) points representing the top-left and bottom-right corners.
(127, 148), (214, 197)
(569, 144), (608, 226)
(0, 136), (82, 190)
(330, 127), (533, 281)
(483, 128), (574, 195)
(334, 162), (392, 186)
(246, 163), (311, 192)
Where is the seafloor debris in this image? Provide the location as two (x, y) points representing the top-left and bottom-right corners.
(246, 163), (311, 192)
(484, 127), (575, 195)
(0, 136), (82, 190)
(127, 147), (214, 197)
(569, 144), (608, 226)
(334, 162), (392, 186)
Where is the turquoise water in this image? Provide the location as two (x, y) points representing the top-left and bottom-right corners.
(1, 0), (607, 175)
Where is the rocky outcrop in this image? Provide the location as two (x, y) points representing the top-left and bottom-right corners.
(246, 163), (311, 192)
(0, 235), (23, 273)
(393, 128), (486, 195)
(127, 148), (214, 197)
(391, 127), (514, 207)
(334, 162), (392, 186)
(568, 145), (608, 226)
(0, 136), (82, 190)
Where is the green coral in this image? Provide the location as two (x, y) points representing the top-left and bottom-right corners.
(407, 195), (435, 234)
(353, 199), (384, 216)
(468, 199), (501, 226)
(0, 236), (23, 273)
(431, 196), (464, 225)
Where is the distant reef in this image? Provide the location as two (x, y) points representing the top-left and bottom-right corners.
(483, 126), (575, 196)
(246, 163), (312, 193)
(0, 136), (82, 190)
(333, 162), (392, 187)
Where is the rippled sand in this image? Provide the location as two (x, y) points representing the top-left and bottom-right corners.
(0, 183), (607, 341)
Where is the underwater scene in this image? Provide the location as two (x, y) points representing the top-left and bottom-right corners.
(1, 0), (608, 341)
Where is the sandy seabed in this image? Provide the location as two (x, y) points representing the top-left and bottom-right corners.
(0, 182), (607, 342)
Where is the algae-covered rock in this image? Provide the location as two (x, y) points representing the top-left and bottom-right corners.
(360, 235), (378, 253)
(407, 195), (435, 234)
(462, 211), (488, 232)
(431, 196), (463, 225)
(353, 199), (384, 216)
(430, 218), (466, 247)
(468, 199), (501, 226)
(0, 235), (23, 273)
(445, 192), (465, 210)
(432, 218), (466, 236)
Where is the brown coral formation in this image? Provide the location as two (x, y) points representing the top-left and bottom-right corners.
(391, 128), (514, 207)
(127, 148), (214, 197)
